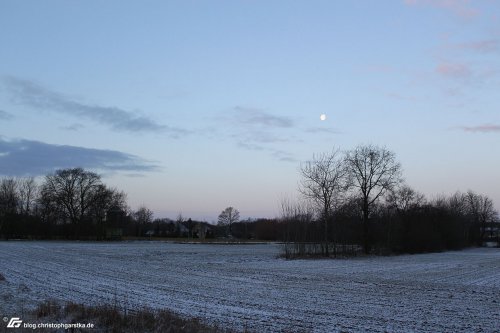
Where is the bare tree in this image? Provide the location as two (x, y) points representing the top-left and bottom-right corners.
(447, 192), (468, 216)
(133, 205), (154, 237)
(0, 178), (19, 215)
(40, 168), (104, 225)
(280, 198), (315, 258)
(0, 178), (19, 235)
(386, 184), (425, 214)
(218, 207), (240, 236)
(90, 186), (127, 226)
(175, 213), (185, 237)
(299, 149), (349, 256)
(465, 190), (497, 244)
(346, 145), (402, 253)
(18, 177), (38, 215)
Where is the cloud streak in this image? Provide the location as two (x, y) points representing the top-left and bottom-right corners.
(233, 132), (296, 162)
(233, 106), (294, 128)
(435, 60), (498, 88)
(0, 110), (14, 120)
(214, 106), (300, 162)
(459, 124), (500, 133)
(237, 141), (297, 163)
(233, 131), (290, 144)
(60, 123), (85, 131)
(0, 137), (159, 176)
(436, 62), (472, 79)
(304, 127), (340, 135)
(404, 0), (479, 19)
(2, 76), (187, 136)
(453, 39), (499, 53)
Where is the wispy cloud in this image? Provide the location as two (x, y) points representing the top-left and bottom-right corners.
(233, 132), (296, 162)
(237, 141), (297, 163)
(0, 137), (159, 176)
(1, 76), (187, 136)
(453, 39), (499, 53)
(60, 123), (85, 131)
(304, 127), (340, 135)
(0, 110), (14, 120)
(233, 131), (290, 144)
(435, 60), (498, 88)
(214, 106), (298, 162)
(233, 106), (294, 128)
(271, 149), (297, 162)
(436, 62), (472, 79)
(459, 124), (500, 133)
(404, 0), (479, 19)
(237, 142), (265, 151)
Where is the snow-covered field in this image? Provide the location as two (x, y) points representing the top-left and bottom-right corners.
(1, 241), (499, 332)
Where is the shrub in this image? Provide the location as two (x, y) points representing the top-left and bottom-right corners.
(36, 300), (61, 318)
(34, 301), (238, 333)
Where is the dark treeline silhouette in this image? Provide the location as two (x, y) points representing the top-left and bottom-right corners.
(1, 150), (499, 255)
(0, 168), (240, 240)
(0, 168), (211, 240)
(280, 144), (499, 257)
(279, 190), (499, 257)
(0, 168), (127, 240)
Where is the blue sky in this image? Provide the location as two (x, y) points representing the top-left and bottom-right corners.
(1, 0), (499, 221)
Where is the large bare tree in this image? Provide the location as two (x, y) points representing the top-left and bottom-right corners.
(40, 168), (105, 225)
(218, 206), (240, 236)
(346, 145), (402, 253)
(299, 149), (349, 256)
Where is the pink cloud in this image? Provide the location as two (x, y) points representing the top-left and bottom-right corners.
(460, 124), (500, 132)
(436, 62), (472, 79)
(404, 0), (479, 18)
(454, 39), (499, 53)
(443, 39), (500, 53)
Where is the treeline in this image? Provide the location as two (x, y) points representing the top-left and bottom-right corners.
(278, 189), (499, 256)
(278, 144), (499, 257)
(0, 168), (198, 240)
(1, 146), (499, 256)
(0, 168), (125, 239)
(0, 168), (245, 240)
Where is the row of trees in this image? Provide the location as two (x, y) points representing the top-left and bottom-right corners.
(0, 168), (245, 240)
(298, 145), (402, 255)
(1, 146), (497, 255)
(0, 168), (150, 239)
(283, 144), (499, 256)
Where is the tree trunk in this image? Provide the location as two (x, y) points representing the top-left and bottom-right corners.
(363, 199), (370, 254)
(324, 206), (329, 257)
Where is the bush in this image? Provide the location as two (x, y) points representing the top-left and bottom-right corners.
(36, 300), (61, 317)
(34, 301), (237, 333)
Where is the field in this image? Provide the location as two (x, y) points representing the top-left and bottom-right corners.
(1, 241), (499, 332)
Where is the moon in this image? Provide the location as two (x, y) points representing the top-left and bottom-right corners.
(320, 114), (327, 121)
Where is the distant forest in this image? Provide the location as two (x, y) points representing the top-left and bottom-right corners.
(0, 144), (499, 256)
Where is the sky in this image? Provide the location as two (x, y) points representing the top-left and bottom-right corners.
(0, 0), (499, 221)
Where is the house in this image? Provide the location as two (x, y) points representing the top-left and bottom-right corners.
(193, 222), (214, 240)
